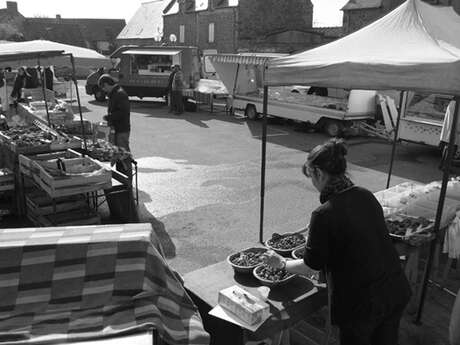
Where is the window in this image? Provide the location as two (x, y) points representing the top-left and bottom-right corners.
(179, 25), (185, 43)
(208, 23), (215, 43)
(131, 54), (174, 76)
(196, 0), (208, 10)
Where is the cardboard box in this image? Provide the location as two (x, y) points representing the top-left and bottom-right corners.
(218, 285), (269, 325)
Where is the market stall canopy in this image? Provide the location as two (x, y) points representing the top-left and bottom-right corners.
(265, 0), (460, 95)
(0, 40), (112, 77)
(209, 53), (287, 96)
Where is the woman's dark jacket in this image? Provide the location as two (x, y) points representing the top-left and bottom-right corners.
(304, 186), (411, 324)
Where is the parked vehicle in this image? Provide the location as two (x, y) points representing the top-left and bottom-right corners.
(209, 53), (377, 136)
(85, 45), (202, 102)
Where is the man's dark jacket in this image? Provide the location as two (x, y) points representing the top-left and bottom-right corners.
(107, 85), (130, 133)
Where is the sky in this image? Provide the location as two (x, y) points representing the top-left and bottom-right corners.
(6, 0), (348, 27)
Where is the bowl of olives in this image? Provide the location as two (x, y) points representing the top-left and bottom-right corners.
(253, 264), (296, 287)
(227, 247), (268, 274)
(265, 232), (306, 256)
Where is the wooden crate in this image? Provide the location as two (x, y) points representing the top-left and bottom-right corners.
(32, 208), (101, 227)
(19, 149), (82, 177)
(26, 191), (87, 216)
(32, 156), (112, 198)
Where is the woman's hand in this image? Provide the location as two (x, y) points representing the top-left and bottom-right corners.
(262, 250), (286, 270)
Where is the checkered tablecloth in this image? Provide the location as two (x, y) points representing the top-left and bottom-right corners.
(0, 223), (209, 345)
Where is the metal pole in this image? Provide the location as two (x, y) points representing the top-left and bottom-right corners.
(259, 84), (268, 244)
(386, 91), (407, 189)
(68, 54), (87, 151)
(415, 97), (460, 324)
(37, 57), (52, 127)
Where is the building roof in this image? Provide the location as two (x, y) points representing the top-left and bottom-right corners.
(341, 0), (383, 11)
(26, 18), (126, 43)
(23, 21), (86, 47)
(118, 0), (167, 40)
(310, 26), (344, 38)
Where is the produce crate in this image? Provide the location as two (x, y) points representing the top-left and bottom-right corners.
(26, 191), (87, 216)
(33, 156), (112, 198)
(19, 149), (82, 177)
(386, 214), (435, 246)
(27, 206), (100, 227)
(0, 130), (51, 154)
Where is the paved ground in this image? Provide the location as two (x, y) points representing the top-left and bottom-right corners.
(75, 88), (446, 275)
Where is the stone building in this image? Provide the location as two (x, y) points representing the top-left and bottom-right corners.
(161, 0), (342, 53)
(342, 0), (455, 35)
(0, 1), (125, 54)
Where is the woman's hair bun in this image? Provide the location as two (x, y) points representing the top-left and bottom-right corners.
(329, 138), (347, 157)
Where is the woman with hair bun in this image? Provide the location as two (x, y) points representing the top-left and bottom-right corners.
(264, 138), (411, 345)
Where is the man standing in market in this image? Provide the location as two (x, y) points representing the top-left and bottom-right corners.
(98, 74), (132, 179)
(171, 64), (184, 115)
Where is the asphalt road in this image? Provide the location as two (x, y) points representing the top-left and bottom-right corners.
(78, 84), (443, 275)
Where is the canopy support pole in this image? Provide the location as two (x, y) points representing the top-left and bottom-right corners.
(386, 91), (406, 189)
(68, 54), (87, 152)
(259, 84), (269, 244)
(415, 97), (460, 324)
(37, 57), (51, 128)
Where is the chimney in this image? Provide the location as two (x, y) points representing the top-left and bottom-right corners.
(6, 1), (18, 13)
(56, 14), (61, 20)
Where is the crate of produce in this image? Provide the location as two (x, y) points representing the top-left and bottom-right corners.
(0, 126), (80, 155)
(32, 156), (112, 198)
(26, 191), (87, 217)
(385, 214), (435, 246)
(19, 149), (82, 177)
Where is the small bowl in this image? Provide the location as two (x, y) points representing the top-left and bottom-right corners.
(253, 264), (296, 287)
(227, 247), (268, 274)
(265, 232), (306, 256)
(291, 247), (305, 260)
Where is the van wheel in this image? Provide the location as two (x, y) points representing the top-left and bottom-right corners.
(323, 120), (344, 137)
(94, 87), (106, 102)
(245, 105), (258, 120)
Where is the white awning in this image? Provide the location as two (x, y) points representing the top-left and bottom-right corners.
(122, 49), (181, 56)
(208, 54), (284, 66)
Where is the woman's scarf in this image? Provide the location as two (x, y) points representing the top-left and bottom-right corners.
(319, 175), (354, 204)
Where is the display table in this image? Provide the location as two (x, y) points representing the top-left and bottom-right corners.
(0, 223), (209, 345)
(183, 260), (326, 345)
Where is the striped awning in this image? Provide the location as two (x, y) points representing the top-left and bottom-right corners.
(208, 54), (281, 66)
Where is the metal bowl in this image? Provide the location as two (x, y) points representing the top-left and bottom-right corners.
(291, 247), (305, 260)
(227, 247), (268, 274)
(252, 264), (296, 288)
(265, 232), (306, 256)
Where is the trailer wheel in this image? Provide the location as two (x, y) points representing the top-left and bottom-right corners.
(323, 119), (344, 137)
(94, 87), (106, 102)
(245, 105), (258, 120)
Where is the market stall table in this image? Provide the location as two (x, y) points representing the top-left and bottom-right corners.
(183, 260), (326, 345)
(0, 223), (209, 345)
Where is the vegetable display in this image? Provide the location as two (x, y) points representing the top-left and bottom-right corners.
(1, 126), (75, 148)
(266, 233), (306, 250)
(253, 264), (295, 287)
(229, 249), (266, 267)
(84, 139), (131, 163)
(385, 215), (433, 237)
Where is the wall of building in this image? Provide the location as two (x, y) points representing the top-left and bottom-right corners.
(163, 3), (237, 53)
(342, 8), (382, 35)
(237, 0), (313, 40)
